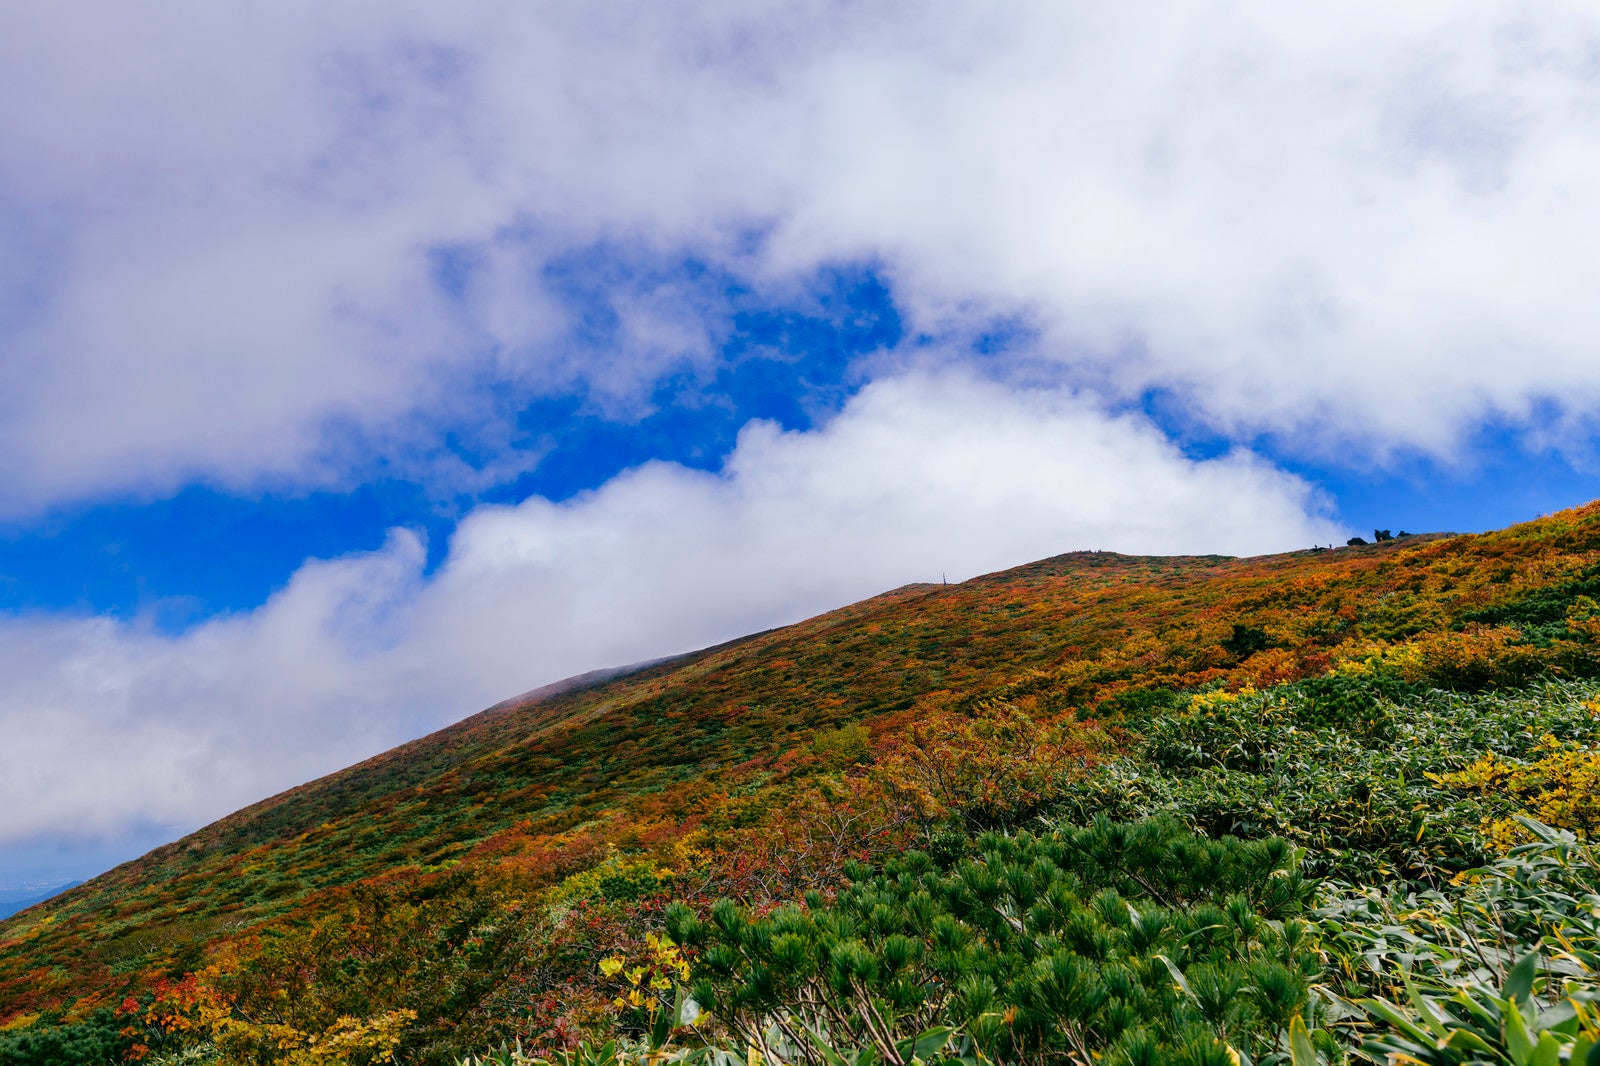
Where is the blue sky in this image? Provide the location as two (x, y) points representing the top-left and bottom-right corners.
(0, 263), (903, 628)
(2, 2), (1599, 891)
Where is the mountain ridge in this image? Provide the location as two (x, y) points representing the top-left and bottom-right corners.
(2, 509), (1597, 1052)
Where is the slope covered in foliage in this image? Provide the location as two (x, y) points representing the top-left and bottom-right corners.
(3, 504), (1600, 1064)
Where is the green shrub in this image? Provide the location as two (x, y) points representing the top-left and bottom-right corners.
(666, 818), (1322, 1066)
(1222, 624), (1271, 660)
(1048, 676), (1600, 882)
(0, 1008), (132, 1066)
(1318, 818), (1600, 1064)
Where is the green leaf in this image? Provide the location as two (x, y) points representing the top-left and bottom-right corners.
(1534, 1000), (1577, 1036)
(1155, 954), (1196, 1002)
(1511, 816), (1565, 844)
(896, 1025), (956, 1064)
(1442, 1029), (1499, 1054)
(1401, 968), (1449, 1038)
(803, 1028), (850, 1066)
(1358, 997), (1446, 1047)
(650, 999), (673, 1049)
(1505, 997), (1535, 1066)
(1505, 953), (1541, 1007)
(1287, 1016), (1318, 1066)
(1446, 986), (1502, 1029)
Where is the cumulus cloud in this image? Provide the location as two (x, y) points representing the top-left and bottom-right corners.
(3, 3), (1600, 509)
(0, 371), (1338, 845)
(0, 535), (427, 842)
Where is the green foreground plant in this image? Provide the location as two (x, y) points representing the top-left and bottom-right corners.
(1317, 817), (1600, 1064)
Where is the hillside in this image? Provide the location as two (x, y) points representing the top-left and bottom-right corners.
(3, 505), (1600, 1064)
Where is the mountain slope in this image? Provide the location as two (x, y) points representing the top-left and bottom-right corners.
(3, 506), (1599, 1038)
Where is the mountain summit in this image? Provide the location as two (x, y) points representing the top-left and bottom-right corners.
(4, 505), (1600, 1063)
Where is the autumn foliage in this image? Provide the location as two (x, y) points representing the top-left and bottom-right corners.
(3, 503), (1600, 1062)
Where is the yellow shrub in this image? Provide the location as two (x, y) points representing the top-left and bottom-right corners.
(550, 855), (671, 904)
(1188, 685), (1257, 712)
(1436, 736), (1600, 849)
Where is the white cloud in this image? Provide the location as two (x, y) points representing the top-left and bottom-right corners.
(0, 535), (426, 842)
(4, 3), (1600, 509)
(0, 370), (1338, 845)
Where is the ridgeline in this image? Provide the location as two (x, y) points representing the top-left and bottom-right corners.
(4, 505), (1600, 1064)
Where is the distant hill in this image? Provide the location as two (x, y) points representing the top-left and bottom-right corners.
(0, 881), (80, 922)
(3, 504), (1599, 1063)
